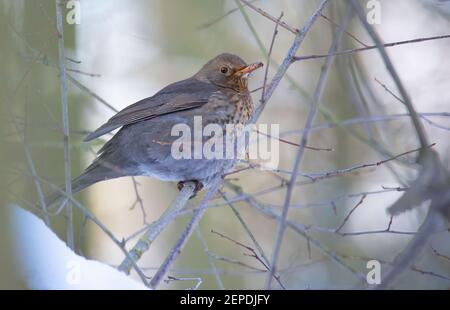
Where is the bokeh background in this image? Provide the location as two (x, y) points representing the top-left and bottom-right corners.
(1, 0), (450, 289)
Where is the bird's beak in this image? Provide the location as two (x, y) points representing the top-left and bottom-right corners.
(235, 62), (264, 77)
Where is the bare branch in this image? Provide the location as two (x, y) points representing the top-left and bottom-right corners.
(165, 276), (203, 290)
(129, 177), (147, 225)
(196, 0), (259, 29)
(432, 246), (450, 262)
(244, 196), (367, 283)
(195, 228), (225, 289)
(55, 0), (74, 250)
(66, 68), (101, 78)
(239, 0), (298, 34)
(375, 78), (450, 132)
(335, 195), (367, 233)
(149, 177), (223, 289)
(6, 92), (51, 226)
(267, 143), (435, 180)
(279, 113), (450, 136)
(293, 34), (450, 62)
(261, 12), (283, 101)
(211, 230), (285, 289)
(118, 181), (196, 274)
(65, 56), (81, 64)
(253, 0), (331, 122)
(320, 13), (368, 47)
(350, 0), (429, 152)
(207, 251), (266, 272)
(410, 265), (450, 282)
(378, 209), (447, 289)
(342, 254), (450, 283)
(254, 129), (334, 151)
(67, 74), (119, 113)
(218, 191), (285, 289)
(267, 4), (347, 289)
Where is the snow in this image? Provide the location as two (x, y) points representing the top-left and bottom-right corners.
(9, 205), (148, 290)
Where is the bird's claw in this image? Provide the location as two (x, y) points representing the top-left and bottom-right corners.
(177, 180), (204, 199)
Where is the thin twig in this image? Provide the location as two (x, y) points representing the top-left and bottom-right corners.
(211, 229), (285, 289)
(250, 86), (264, 94)
(165, 276), (203, 290)
(266, 143), (435, 179)
(261, 12), (283, 101)
(207, 252), (266, 272)
(67, 73), (119, 113)
(196, 0), (259, 29)
(386, 215), (395, 231)
(266, 1), (343, 289)
(55, 0), (74, 250)
(195, 228), (225, 289)
(375, 78), (450, 132)
(243, 196), (366, 282)
(351, 0), (430, 152)
(335, 195), (367, 232)
(212, 175), (406, 210)
(374, 78), (404, 103)
(118, 181), (196, 274)
(148, 177), (223, 289)
(77, 214), (88, 255)
(65, 56), (81, 64)
(239, 0), (298, 34)
(431, 246), (450, 262)
(253, 0), (331, 123)
(254, 129), (333, 151)
(130, 177), (147, 224)
(420, 115), (450, 131)
(378, 209), (446, 289)
(234, 0), (311, 102)
(5, 88), (51, 226)
(221, 186), (366, 283)
(342, 254), (450, 283)
(234, 0), (406, 173)
(336, 229), (416, 237)
(17, 40), (116, 114)
(293, 34), (450, 62)
(279, 113), (450, 136)
(67, 68), (102, 77)
(320, 13), (368, 47)
(140, 264), (267, 276)
(223, 138), (439, 185)
(410, 265), (450, 282)
(218, 191), (285, 289)
(264, 187), (407, 210)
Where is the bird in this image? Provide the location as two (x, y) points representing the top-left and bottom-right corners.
(46, 53), (263, 205)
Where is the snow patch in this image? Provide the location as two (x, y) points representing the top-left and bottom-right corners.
(9, 205), (148, 290)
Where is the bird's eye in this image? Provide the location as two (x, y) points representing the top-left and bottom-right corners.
(220, 67), (229, 74)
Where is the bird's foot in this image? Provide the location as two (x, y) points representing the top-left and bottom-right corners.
(177, 180), (204, 198)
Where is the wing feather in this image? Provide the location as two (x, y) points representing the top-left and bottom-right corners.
(84, 78), (218, 141)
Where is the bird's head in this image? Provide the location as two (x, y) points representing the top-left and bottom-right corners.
(194, 53), (263, 92)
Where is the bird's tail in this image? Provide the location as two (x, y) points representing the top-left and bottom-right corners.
(44, 162), (127, 208)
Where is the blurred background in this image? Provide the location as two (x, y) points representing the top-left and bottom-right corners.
(1, 0), (450, 289)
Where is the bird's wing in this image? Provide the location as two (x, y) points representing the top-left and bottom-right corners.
(84, 79), (218, 141)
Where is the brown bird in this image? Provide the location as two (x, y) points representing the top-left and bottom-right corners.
(47, 53), (262, 205)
